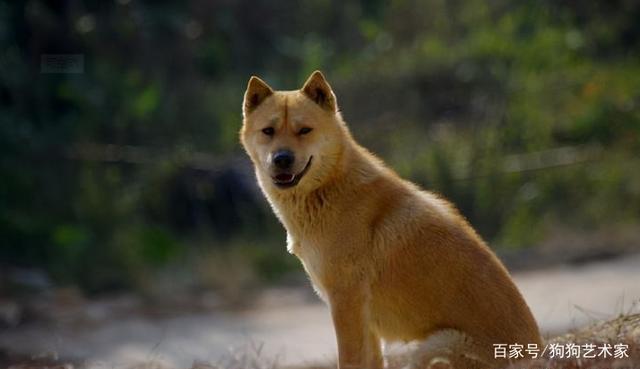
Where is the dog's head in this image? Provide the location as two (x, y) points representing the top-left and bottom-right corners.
(240, 71), (346, 193)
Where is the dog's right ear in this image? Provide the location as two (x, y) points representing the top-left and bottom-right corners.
(243, 76), (274, 116)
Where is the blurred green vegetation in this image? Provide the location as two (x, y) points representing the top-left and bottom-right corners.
(1, 1), (639, 295)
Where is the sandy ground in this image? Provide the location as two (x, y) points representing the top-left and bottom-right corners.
(1, 254), (639, 368)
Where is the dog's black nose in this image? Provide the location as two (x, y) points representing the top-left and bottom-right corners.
(273, 150), (295, 169)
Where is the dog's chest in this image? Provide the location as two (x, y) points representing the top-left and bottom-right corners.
(291, 235), (330, 302)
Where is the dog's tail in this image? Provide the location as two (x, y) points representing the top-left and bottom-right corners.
(405, 329), (496, 369)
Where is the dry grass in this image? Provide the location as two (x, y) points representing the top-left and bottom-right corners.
(5, 314), (640, 369)
(504, 314), (640, 369)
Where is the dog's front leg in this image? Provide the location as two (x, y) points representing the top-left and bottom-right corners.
(330, 293), (382, 369)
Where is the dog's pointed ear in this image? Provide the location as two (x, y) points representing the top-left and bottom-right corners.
(243, 76), (274, 116)
(301, 71), (337, 112)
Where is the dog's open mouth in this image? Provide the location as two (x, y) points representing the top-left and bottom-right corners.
(273, 156), (313, 188)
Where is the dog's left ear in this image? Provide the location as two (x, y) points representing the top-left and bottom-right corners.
(301, 71), (337, 112)
(243, 76), (274, 116)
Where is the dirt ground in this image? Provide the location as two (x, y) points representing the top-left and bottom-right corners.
(1, 254), (639, 369)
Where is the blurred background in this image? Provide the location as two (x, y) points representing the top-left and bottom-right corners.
(1, 0), (639, 368)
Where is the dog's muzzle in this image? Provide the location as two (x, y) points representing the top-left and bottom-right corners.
(272, 156), (313, 188)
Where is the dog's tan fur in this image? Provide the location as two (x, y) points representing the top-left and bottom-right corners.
(240, 71), (542, 369)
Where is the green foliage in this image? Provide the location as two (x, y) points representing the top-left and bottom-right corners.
(1, 0), (639, 294)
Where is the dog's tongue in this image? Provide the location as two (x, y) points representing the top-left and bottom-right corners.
(275, 173), (294, 183)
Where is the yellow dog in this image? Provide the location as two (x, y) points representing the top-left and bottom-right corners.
(240, 71), (542, 369)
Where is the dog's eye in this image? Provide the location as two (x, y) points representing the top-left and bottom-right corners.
(262, 127), (275, 136)
(299, 127), (313, 135)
